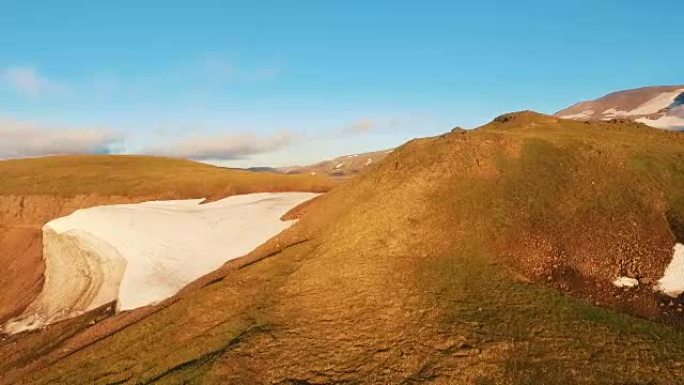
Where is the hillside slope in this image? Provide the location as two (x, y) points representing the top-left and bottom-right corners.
(556, 85), (684, 129)
(277, 149), (393, 178)
(0, 155), (332, 326)
(3, 115), (684, 384)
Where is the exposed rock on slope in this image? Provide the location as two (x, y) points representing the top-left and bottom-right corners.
(3, 193), (318, 335)
(556, 85), (684, 129)
(3, 114), (684, 384)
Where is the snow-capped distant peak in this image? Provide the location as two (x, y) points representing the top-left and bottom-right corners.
(556, 86), (684, 130)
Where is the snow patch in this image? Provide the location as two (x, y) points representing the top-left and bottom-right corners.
(598, 89), (684, 127)
(558, 109), (595, 119)
(636, 115), (684, 130)
(629, 89), (684, 116)
(612, 276), (639, 289)
(3, 192), (319, 334)
(656, 243), (684, 297)
(602, 107), (630, 118)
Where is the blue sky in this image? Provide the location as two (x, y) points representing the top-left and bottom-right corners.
(0, 0), (682, 167)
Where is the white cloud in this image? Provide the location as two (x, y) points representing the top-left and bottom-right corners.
(340, 115), (426, 135)
(1, 66), (63, 97)
(343, 119), (376, 134)
(145, 131), (295, 160)
(0, 119), (122, 158)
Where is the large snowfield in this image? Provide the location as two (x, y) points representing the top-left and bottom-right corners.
(3, 192), (318, 334)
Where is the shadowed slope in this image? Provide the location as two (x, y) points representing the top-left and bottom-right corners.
(3, 115), (684, 384)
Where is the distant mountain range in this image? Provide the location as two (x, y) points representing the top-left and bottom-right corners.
(238, 150), (395, 179)
(276, 149), (394, 178)
(268, 86), (684, 178)
(556, 85), (684, 130)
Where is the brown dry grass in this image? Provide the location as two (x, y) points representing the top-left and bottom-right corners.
(0, 154), (333, 197)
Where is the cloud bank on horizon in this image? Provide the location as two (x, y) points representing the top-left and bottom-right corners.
(0, 62), (392, 164)
(0, 119), (121, 159)
(0, 116), (302, 161)
(144, 131), (295, 160)
(0, 62), (306, 162)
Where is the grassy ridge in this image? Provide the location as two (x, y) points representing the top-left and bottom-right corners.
(0, 155), (333, 197)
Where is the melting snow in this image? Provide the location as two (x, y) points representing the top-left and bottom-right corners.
(612, 276), (639, 289)
(629, 89), (684, 116)
(656, 243), (684, 297)
(596, 89), (684, 127)
(559, 109), (595, 119)
(3, 192), (319, 334)
(602, 107), (630, 118)
(636, 115), (684, 130)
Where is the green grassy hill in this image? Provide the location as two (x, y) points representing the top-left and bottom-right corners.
(3, 113), (684, 384)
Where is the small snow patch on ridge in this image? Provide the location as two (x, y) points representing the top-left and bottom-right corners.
(656, 243), (684, 297)
(630, 89), (684, 115)
(558, 109), (594, 119)
(612, 276), (639, 289)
